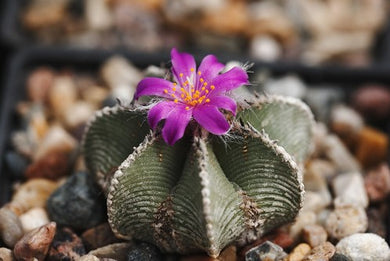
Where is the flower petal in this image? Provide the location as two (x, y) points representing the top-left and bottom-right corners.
(171, 48), (196, 83)
(135, 77), (173, 99)
(211, 67), (249, 92)
(162, 104), (192, 145)
(197, 54), (225, 84)
(208, 96), (237, 115)
(148, 101), (177, 129)
(193, 105), (230, 135)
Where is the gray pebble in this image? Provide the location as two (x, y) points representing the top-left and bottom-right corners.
(0, 207), (24, 247)
(4, 151), (29, 179)
(47, 172), (106, 230)
(127, 242), (162, 261)
(245, 241), (287, 261)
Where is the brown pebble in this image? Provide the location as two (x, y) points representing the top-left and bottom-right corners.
(302, 224), (328, 247)
(81, 223), (121, 251)
(89, 243), (132, 261)
(0, 207), (24, 247)
(0, 247), (14, 261)
(25, 150), (70, 180)
(287, 243), (311, 261)
(14, 222), (56, 261)
(352, 85), (390, 121)
(218, 245), (236, 261)
(355, 127), (388, 169)
(364, 163), (390, 202)
(27, 68), (54, 103)
(48, 227), (86, 261)
(302, 241), (335, 261)
(180, 255), (217, 261)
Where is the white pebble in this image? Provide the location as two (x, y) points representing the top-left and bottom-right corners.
(332, 172), (368, 208)
(250, 35), (282, 62)
(19, 208), (50, 233)
(336, 233), (390, 261)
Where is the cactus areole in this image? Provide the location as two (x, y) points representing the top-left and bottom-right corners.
(83, 48), (314, 257)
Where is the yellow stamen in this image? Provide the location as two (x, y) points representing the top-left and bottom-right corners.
(173, 82), (177, 86)
(181, 94), (185, 98)
(174, 99), (178, 103)
(190, 68), (195, 72)
(210, 85), (215, 90)
(203, 82), (207, 86)
(163, 89), (168, 94)
(206, 99), (210, 103)
(185, 106), (190, 110)
(205, 90), (209, 94)
(198, 71), (202, 75)
(172, 87), (176, 91)
(171, 94), (176, 98)
(200, 78), (204, 83)
(180, 73), (183, 77)
(201, 87), (205, 91)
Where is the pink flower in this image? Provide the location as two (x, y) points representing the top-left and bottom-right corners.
(134, 48), (249, 145)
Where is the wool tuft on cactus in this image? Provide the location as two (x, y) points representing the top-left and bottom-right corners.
(82, 48), (314, 257)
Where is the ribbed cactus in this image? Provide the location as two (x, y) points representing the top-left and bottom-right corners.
(83, 94), (314, 257)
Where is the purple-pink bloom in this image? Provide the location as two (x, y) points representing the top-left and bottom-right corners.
(134, 48), (249, 145)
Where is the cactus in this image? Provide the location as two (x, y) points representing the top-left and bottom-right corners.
(82, 49), (314, 257)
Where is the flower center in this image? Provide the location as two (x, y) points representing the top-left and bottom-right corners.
(163, 69), (215, 110)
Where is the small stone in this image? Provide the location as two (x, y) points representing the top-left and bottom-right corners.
(101, 56), (142, 91)
(102, 95), (117, 108)
(111, 85), (135, 105)
(80, 85), (109, 108)
(79, 254), (100, 261)
(356, 127), (388, 169)
(302, 224), (327, 247)
(218, 245), (236, 261)
(127, 242), (163, 261)
(289, 211), (316, 240)
(19, 207), (50, 233)
(180, 255), (216, 261)
(286, 243), (311, 261)
(332, 172), (368, 208)
(4, 151), (29, 179)
(85, 0), (112, 30)
(330, 253), (352, 261)
(48, 76), (78, 119)
(316, 209), (332, 227)
(33, 125), (77, 161)
(322, 135), (361, 173)
(352, 85), (390, 122)
(301, 191), (330, 214)
(27, 67), (54, 103)
(81, 223), (121, 251)
(303, 241), (335, 261)
(0, 247), (14, 261)
(336, 233), (390, 261)
(364, 164), (390, 202)
(47, 172), (106, 230)
(325, 206), (368, 240)
(306, 159), (337, 181)
(26, 104), (50, 142)
(63, 102), (95, 129)
(143, 65), (168, 78)
(245, 241), (287, 261)
(263, 75), (307, 99)
(8, 178), (59, 215)
(89, 243), (132, 261)
(250, 35), (282, 62)
(0, 207), (23, 247)
(14, 222), (56, 261)
(366, 207), (387, 238)
(48, 227), (86, 261)
(25, 150), (70, 180)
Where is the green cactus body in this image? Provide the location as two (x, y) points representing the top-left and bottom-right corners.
(83, 95), (314, 257)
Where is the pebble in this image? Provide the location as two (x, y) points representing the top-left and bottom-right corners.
(330, 253), (352, 261)
(81, 223), (121, 251)
(85, 0), (112, 30)
(80, 85), (109, 108)
(63, 102), (95, 129)
(303, 241), (335, 261)
(336, 233), (390, 261)
(0, 207), (24, 247)
(302, 224), (327, 247)
(306, 159), (337, 182)
(355, 127), (388, 169)
(366, 207), (387, 238)
(127, 242), (163, 261)
(322, 135), (361, 173)
(218, 245), (237, 261)
(26, 103), (50, 142)
(27, 67), (54, 103)
(101, 56), (142, 90)
(47, 172), (106, 230)
(332, 172), (368, 208)
(79, 254), (100, 261)
(4, 151), (29, 179)
(14, 222), (56, 261)
(289, 211), (316, 240)
(89, 243), (132, 261)
(263, 75), (307, 99)
(301, 191), (330, 214)
(352, 85), (390, 122)
(19, 207), (50, 233)
(250, 35), (282, 62)
(48, 227), (86, 261)
(245, 241), (287, 261)
(180, 255), (216, 261)
(8, 178), (59, 215)
(364, 164), (390, 202)
(25, 150), (70, 180)
(286, 243), (311, 261)
(48, 76), (78, 119)
(0, 247), (14, 261)
(33, 125), (77, 161)
(325, 206), (368, 240)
